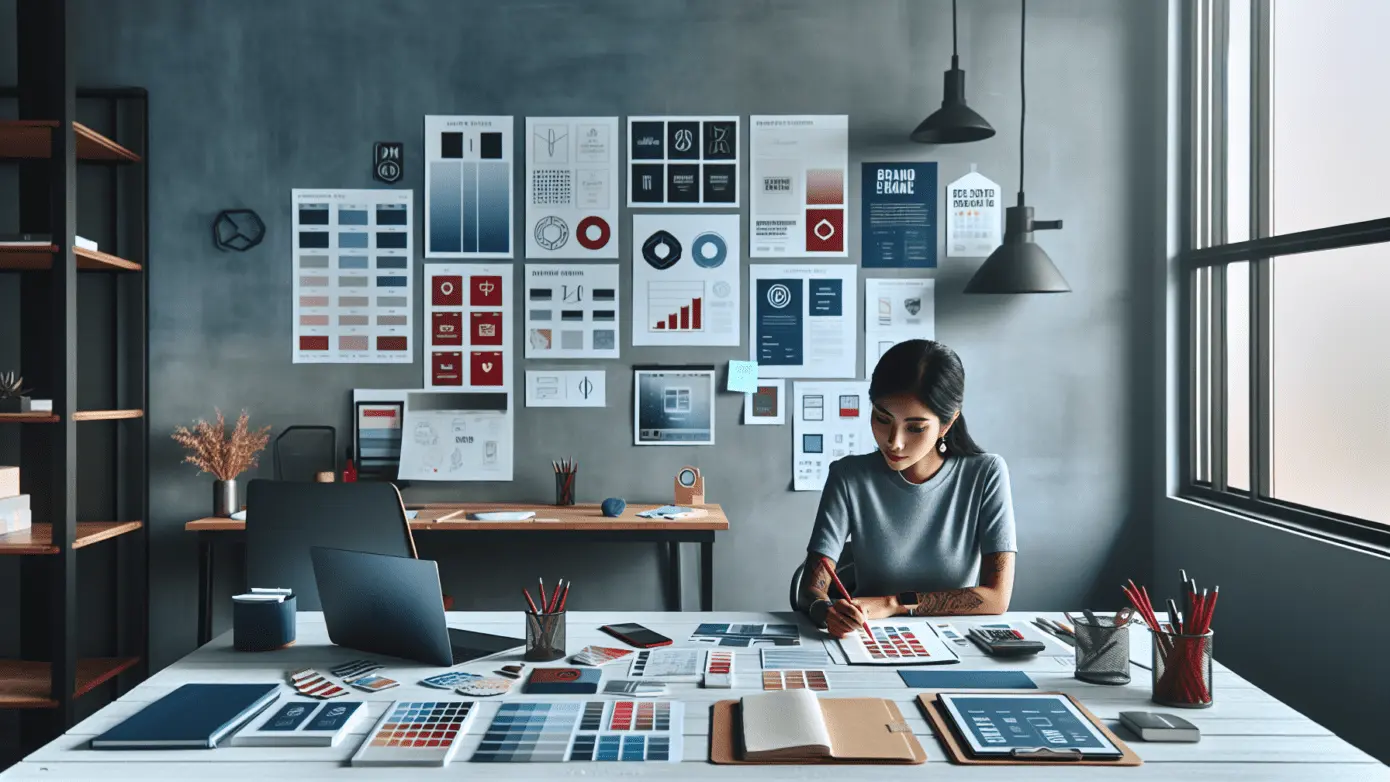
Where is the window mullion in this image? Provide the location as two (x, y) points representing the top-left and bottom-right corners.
(1252, 0), (1274, 498)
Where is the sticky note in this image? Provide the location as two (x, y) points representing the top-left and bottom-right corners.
(727, 361), (759, 393)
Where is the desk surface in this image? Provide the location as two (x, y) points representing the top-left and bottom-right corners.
(185, 502), (730, 533)
(6, 611), (1384, 781)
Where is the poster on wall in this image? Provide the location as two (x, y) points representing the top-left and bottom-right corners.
(424, 264), (513, 391)
(945, 165), (1003, 258)
(743, 378), (787, 426)
(627, 116), (740, 207)
(861, 162), (938, 268)
(864, 278), (936, 375)
(633, 366), (716, 446)
(523, 264), (621, 359)
(425, 115), (514, 258)
(352, 388), (409, 480)
(749, 115), (849, 257)
(631, 214), (741, 346)
(792, 381), (874, 491)
(292, 189), (412, 364)
(524, 369), (606, 408)
(525, 117), (620, 259)
(397, 390), (513, 481)
(748, 264), (857, 379)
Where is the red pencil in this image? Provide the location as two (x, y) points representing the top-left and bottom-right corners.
(556, 582), (571, 612)
(522, 588), (540, 614)
(538, 578), (548, 611)
(821, 556), (870, 636)
(547, 579), (565, 613)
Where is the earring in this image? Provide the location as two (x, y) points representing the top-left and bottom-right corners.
(937, 438), (948, 454)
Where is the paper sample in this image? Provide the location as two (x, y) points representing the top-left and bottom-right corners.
(727, 360), (758, 393)
(628, 649), (704, 681)
(945, 166), (1003, 258)
(861, 162), (938, 268)
(631, 214), (741, 346)
(634, 367), (715, 446)
(864, 278), (936, 374)
(749, 264), (857, 379)
(525, 117), (620, 259)
(691, 622), (799, 647)
(292, 189), (412, 364)
(397, 390), (513, 481)
(628, 116), (739, 207)
(425, 115), (514, 258)
(425, 265), (512, 391)
(749, 115), (849, 257)
(743, 379), (786, 426)
(792, 381), (874, 491)
(524, 369), (605, 408)
(524, 264), (620, 359)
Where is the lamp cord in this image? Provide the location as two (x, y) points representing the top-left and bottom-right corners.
(952, 0), (958, 57)
(1019, 0), (1027, 197)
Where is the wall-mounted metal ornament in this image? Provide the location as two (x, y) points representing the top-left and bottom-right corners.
(212, 209), (266, 252)
(374, 142), (403, 184)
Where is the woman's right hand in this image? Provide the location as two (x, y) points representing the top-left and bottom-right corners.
(826, 598), (867, 639)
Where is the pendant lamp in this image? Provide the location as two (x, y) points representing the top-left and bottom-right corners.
(964, 0), (1070, 294)
(911, 0), (995, 144)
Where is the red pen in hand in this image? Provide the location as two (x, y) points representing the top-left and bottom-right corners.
(821, 556), (871, 636)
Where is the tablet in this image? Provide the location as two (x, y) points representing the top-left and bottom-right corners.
(937, 693), (1122, 758)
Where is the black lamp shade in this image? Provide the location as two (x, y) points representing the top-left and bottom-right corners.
(964, 204), (1070, 293)
(912, 63), (995, 144)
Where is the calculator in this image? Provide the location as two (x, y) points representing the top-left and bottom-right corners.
(967, 627), (1047, 657)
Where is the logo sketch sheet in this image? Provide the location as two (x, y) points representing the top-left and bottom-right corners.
(627, 116), (740, 208)
(526, 117), (620, 258)
(525, 370), (606, 408)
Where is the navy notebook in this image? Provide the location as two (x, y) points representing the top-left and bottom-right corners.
(91, 683), (280, 749)
(898, 670), (1037, 689)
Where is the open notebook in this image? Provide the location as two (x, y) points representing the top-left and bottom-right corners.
(724, 690), (924, 764)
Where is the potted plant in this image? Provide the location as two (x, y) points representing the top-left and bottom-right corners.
(172, 409), (271, 517)
(0, 372), (30, 413)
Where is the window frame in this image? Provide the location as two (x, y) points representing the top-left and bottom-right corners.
(1179, 0), (1390, 552)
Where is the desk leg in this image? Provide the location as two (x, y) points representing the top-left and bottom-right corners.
(666, 542), (683, 611)
(700, 539), (714, 611)
(198, 534), (214, 646)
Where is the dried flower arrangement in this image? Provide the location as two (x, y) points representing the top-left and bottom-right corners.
(171, 409), (271, 481)
(0, 371), (30, 399)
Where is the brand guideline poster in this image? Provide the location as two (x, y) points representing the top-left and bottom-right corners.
(945, 165), (1003, 258)
(749, 115), (849, 257)
(748, 264), (857, 379)
(861, 162), (937, 268)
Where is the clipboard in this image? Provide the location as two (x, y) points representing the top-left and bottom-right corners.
(917, 691), (1142, 767)
(709, 699), (926, 765)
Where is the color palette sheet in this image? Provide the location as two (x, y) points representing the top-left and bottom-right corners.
(471, 701), (683, 763)
(350, 700), (477, 768)
(760, 648), (833, 669)
(761, 670), (829, 691)
(523, 264), (621, 359)
(690, 622), (801, 647)
(839, 621), (960, 666)
(425, 115), (513, 258)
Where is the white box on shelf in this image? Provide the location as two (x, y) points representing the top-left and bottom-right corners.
(0, 466), (17, 498)
(21, 399), (52, 413)
(75, 236), (99, 252)
(1, 508), (31, 533)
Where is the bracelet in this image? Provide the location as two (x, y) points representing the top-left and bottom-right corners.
(808, 599), (832, 628)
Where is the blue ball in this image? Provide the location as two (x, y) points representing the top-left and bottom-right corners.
(601, 498), (626, 518)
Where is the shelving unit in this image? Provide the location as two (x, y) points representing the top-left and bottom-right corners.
(1, 0), (149, 753)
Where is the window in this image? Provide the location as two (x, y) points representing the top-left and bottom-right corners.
(1183, 0), (1390, 545)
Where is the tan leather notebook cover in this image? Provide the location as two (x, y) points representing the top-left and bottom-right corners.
(918, 692), (1142, 767)
(709, 698), (927, 765)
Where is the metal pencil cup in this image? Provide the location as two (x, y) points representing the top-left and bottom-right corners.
(1151, 629), (1214, 708)
(525, 611), (566, 662)
(1072, 616), (1131, 685)
(554, 472), (576, 506)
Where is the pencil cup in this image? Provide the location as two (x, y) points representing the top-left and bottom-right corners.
(1151, 629), (1214, 708)
(554, 471), (576, 506)
(524, 610), (566, 662)
(1072, 617), (1131, 685)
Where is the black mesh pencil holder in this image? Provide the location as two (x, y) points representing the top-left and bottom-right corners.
(1151, 629), (1214, 708)
(554, 471), (577, 506)
(1072, 616), (1131, 685)
(525, 611), (566, 662)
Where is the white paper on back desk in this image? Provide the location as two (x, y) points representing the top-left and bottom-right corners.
(396, 390), (513, 481)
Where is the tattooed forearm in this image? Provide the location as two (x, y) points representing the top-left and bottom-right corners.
(798, 554), (834, 611)
(983, 552), (1009, 573)
(908, 588), (986, 616)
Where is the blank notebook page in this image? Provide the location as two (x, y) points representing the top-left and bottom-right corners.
(740, 690), (832, 757)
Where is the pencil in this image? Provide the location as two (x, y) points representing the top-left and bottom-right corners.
(821, 556), (870, 636)
(538, 578), (548, 611)
(522, 588), (540, 614)
(547, 579), (564, 613)
(557, 582), (571, 612)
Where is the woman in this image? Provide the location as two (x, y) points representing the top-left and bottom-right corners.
(798, 339), (1016, 639)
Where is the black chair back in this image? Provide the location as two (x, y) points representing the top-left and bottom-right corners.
(246, 479), (416, 610)
(788, 540), (857, 613)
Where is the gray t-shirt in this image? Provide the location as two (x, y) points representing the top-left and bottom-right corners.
(807, 452), (1017, 598)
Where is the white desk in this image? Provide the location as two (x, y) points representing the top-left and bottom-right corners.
(4, 611), (1385, 780)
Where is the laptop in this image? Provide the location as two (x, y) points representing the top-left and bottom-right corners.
(310, 546), (523, 666)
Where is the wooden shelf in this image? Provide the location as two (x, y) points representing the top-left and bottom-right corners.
(0, 244), (142, 272)
(0, 657), (140, 709)
(0, 120), (141, 163)
(0, 521), (143, 555)
(0, 412), (59, 423)
(72, 409), (143, 421)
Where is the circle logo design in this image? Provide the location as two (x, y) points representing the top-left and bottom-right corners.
(691, 231), (728, 269)
(813, 218), (837, 241)
(576, 216), (611, 250)
(439, 280), (455, 297)
(534, 216), (569, 251)
(642, 230), (683, 270)
(766, 283), (793, 309)
(712, 281), (732, 298)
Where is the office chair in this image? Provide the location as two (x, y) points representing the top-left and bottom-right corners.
(788, 540), (857, 613)
(245, 479), (453, 611)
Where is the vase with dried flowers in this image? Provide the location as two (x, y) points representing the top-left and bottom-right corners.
(171, 409), (271, 517)
(0, 371), (31, 413)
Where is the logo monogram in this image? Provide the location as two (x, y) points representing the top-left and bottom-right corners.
(673, 128), (694, 152)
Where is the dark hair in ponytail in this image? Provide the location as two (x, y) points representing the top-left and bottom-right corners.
(868, 339), (984, 456)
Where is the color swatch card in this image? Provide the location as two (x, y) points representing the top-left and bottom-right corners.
(425, 115), (513, 258)
(472, 701), (683, 763)
(760, 648), (833, 670)
(525, 117), (619, 259)
(525, 667), (602, 694)
(691, 622), (801, 647)
(292, 189), (412, 364)
(234, 700), (366, 746)
(351, 700), (478, 768)
(628, 649), (704, 681)
(839, 621), (960, 666)
(749, 115), (849, 257)
(572, 645), (635, 666)
(524, 264), (620, 359)
(762, 670), (829, 691)
(749, 264), (858, 379)
(704, 650), (736, 688)
(628, 116), (739, 207)
(288, 668), (348, 700)
(792, 381), (874, 491)
(631, 214), (741, 346)
(425, 264), (512, 390)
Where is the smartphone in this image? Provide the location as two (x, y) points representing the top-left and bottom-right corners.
(600, 622), (673, 648)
